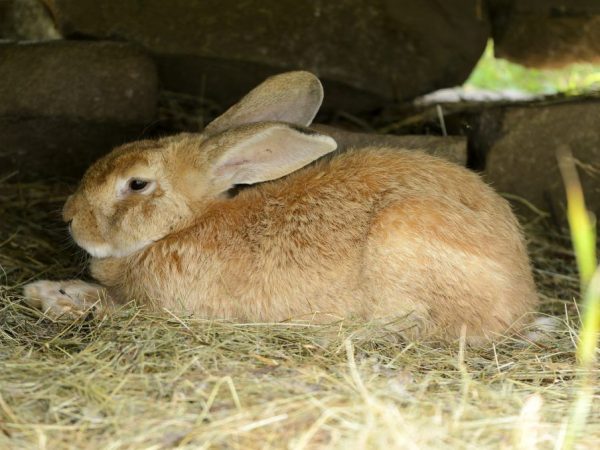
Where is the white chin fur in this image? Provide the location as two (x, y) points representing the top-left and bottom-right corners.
(81, 242), (114, 258)
(78, 240), (153, 259)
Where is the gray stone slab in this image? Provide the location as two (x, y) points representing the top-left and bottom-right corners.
(45, 0), (489, 113)
(0, 41), (158, 122)
(490, 0), (600, 67)
(311, 125), (467, 165)
(0, 117), (153, 180)
(478, 99), (600, 220)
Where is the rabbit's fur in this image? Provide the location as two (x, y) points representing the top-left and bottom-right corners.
(24, 71), (538, 342)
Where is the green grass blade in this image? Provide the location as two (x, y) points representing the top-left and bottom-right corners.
(557, 150), (600, 450)
(557, 150), (597, 289)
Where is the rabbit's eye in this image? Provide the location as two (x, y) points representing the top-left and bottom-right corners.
(129, 179), (149, 191)
(120, 178), (155, 197)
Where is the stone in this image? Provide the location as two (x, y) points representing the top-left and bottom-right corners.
(44, 0), (490, 112)
(0, 118), (151, 180)
(0, 0), (60, 41)
(490, 0), (600, 67)
(0, 41), (158, 122)
(0, 41), (159, 180)
(312, 125), (467, 165)
(475, 99), (600, 221)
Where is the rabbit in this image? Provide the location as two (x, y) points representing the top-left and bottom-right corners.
(23, 71), (539, 342)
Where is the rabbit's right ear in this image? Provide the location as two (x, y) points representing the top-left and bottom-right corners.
(207, 123), (337, 192)
(204, 71), (324, 135)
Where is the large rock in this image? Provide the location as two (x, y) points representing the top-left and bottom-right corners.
(0, 41), (159, 180)
(44, 0), (490, 112)
(474, 99), (600, 220)
(312, 125), (467, 165)
(0, 41), (157, 122)
(0, 118), (149, 181)
(490, 0), (600, 67)
(0, 0), (60, 40)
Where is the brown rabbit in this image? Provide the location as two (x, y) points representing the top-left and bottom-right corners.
(23, 71), (538, 342)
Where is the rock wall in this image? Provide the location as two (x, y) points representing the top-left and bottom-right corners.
(470, 99), (600, 221)
(42, 0), (490, 112)
(0, 41), (158, 178)
(1, 0), (599, 219)
(490, 0), (600, 67)
(0, 0), (59, 40)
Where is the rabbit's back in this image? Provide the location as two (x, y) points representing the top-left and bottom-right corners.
(330, 148), (537, 340)
(289, 148), (536, 338)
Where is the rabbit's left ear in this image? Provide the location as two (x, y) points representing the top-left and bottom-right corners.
(209, 123), (336, 189)
(204, 71), (324, 135)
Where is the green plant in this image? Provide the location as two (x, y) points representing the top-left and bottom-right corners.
(466, 41), (600, 95)
(558, 149), (600, 450)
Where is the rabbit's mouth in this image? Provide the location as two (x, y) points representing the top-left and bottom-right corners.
(68, 216), (156, 258)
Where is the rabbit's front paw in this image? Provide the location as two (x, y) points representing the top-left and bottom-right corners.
(23, 280), (105, 318)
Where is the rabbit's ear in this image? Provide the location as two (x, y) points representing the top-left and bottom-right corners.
(209, 123), (336, 188)
(204, 71), (324, 135)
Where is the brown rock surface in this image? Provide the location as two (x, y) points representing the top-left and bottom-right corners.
(44, 0), (489, 112)
(0, 41), (157, 122)
(478, 99), (600, 220)
(0, 118), (150, 180)
(0, 41), (159, 180)
(312, 125), (467, 165)
(0, 0), (60, 40)
(490, 0), (600, 67)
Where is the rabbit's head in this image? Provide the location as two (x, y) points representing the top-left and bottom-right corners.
(63, 71), (337, 258)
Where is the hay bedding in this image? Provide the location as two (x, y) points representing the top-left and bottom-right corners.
(0, 179), (598, 450)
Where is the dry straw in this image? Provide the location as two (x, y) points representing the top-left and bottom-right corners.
(1, 178), (599, 449)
